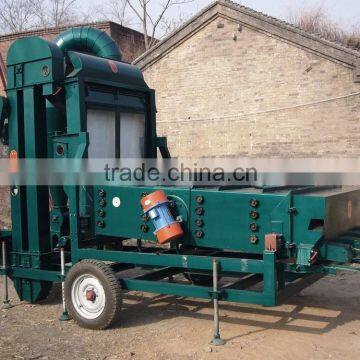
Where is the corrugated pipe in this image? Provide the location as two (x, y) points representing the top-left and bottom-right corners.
(54, 27), (122, 61)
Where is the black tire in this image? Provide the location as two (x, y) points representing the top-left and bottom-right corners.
(65, 260), (122, 330)
(184, 272), (218, 287)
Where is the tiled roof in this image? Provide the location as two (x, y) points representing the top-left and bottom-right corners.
(222, 0), (359, 53)
(134, 0), (360, 70)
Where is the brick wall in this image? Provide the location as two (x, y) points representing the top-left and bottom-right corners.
(109, 23), (147, 64)
(142, 17), (360, 158)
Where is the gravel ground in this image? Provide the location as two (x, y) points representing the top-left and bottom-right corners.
(0, 271), (359, 360)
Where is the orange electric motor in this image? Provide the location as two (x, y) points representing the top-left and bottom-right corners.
(141, 190), (184, 244)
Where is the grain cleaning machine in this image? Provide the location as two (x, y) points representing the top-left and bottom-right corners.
(0, 28), (360, 341)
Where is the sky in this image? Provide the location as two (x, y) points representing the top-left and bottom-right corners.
(84, 0), (360, 35)
(166, 0), (360, 31)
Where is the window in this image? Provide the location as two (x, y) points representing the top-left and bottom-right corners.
(87, 109), (145, 158)
(87, 109), (116, 158)
(120, 113), (145, 158)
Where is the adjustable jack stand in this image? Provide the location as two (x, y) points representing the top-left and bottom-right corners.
(210, 258), (225, 346)
(2, 239), (12, 309)
(59, 244), (69, 321)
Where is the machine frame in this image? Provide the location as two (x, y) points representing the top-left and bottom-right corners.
(0, 27), (359, 335)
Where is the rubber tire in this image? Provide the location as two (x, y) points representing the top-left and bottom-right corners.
(65, 260), (122, 330)
(184, 272), (218, 287)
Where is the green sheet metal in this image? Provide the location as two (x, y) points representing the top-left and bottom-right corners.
(0, 96), (8, 137)
(66, 51), (147, 89)
(2, 27), (359, 308)
(6, 37), (63, 90)
(54, 27), (122, 61)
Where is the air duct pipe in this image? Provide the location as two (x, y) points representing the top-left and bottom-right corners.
(54, 27), (122, 61)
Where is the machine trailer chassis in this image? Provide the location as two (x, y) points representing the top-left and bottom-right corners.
(0, 27), (359, 335)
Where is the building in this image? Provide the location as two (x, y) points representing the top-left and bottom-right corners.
(134, 0), (360, 158)
(0, 21), (147, 228)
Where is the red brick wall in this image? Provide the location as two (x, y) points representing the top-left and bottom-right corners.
(109, 23), (147, 63)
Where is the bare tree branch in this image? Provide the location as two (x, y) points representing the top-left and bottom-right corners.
(288, 6), (360, 50)
(35, 0), (80, 28)
(0, 0), (39, 33)
(97, 0), (129, 25)
(0, 0), (194, 47)
(0, 0), (89, 34)
(160, 11), (187, 35)
(147, 0), (170, 47)
(122, 0), (194, 50)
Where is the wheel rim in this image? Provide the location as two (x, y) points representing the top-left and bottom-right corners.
(71, 274), (106, 320)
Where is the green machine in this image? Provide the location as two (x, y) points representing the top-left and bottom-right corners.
(0, 28), (359, 341)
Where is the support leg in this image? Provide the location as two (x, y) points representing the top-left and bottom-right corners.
(277, 263), (286, 290)
(2, 240), (12, 309)
(263, 251), (277, 307)
(59, 247), (69, 321)
(210, 258), (225, 346)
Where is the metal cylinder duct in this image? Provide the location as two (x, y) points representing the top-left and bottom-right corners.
(54, 27), (122, 61)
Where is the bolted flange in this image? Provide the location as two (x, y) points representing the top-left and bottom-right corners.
(98, 189), (106, 197)
(250, 223), (259, 232)
(195, 218), (204, 227)
(249, 198), (259, 208)
(196, 195), (204, 204)
(249, 235), (259, 244)
(195, 207), (205, 216)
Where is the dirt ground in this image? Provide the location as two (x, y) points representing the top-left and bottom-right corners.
(0, 271), (359, 360)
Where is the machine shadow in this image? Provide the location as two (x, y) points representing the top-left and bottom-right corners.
(115, 290), (357, 340)
(31, 274), (357, 340)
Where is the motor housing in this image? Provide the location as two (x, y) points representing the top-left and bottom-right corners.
(141, 190), (183, 244)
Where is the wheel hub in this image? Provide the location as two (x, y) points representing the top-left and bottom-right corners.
(86, 289), (96, 302)
(71, 274), (106, 320)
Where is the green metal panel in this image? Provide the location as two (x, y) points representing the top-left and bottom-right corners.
(0, 96), (8, 136)
(67, 52), (147, 89)
(55, 27), (122, 62)
(8, 90), (27, 253)
(319, 242), (354, 263)
(76, 248), (265, 274)
(0, 230), (11, 238)
(10, 268), (62, 282)
(190, 188), (289, 253)
(4, 36), (65, 302)
(93, 186), (190, 241)
(6, 37), (63, 90)
(65, 81), (87, 134)
(121, 279), (272, 305)
(293, 193), (326, 248)
(7, 37), (63, 65)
